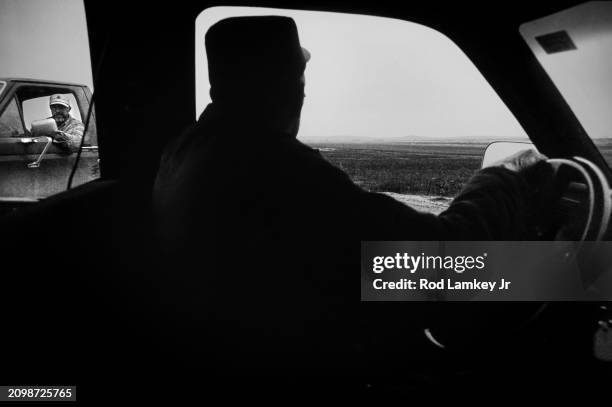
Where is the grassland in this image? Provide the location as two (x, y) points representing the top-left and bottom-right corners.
(308, 142), (486, 197)
(307, 139), (612, 198)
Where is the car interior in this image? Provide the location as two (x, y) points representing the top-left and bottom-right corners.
(0, 0), (611, 400)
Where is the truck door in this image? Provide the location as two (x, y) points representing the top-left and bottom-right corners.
(0, 82), (99, 199)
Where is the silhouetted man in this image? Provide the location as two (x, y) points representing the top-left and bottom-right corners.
(153, 16), (546, 376)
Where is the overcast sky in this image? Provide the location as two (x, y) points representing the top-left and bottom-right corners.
(0, 0), (93, 90)
(196, 7), (528, 142)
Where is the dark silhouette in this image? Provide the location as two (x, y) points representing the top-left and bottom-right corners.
(153, 16), (546, 376)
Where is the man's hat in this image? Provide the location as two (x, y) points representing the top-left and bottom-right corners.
(205, 16), (310, 96)
(49, 94), (71, 108)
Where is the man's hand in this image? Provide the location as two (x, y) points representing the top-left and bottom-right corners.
(491, 148), (548, 173)
(52, 131), (70, 144)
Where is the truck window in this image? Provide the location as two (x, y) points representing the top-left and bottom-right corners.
(196, 7), (528, 214)
(0, 98), (24, 138)
(22, 93), (82, 131)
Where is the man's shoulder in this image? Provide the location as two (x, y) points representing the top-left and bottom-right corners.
(58, 116), (84, 130)
(273, 138), (337, 168)
(67, 116), (84, 127)
(277, 137), (323, 157)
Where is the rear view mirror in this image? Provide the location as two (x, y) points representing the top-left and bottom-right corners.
(30, 118), (57, 137)
(481, 141), (539, 168)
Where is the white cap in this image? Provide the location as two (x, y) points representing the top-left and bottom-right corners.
(49, 94), (70, 108)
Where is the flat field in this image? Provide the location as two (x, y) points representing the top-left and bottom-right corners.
(309, 139), (612, 198)
(308, 142), (487, 198)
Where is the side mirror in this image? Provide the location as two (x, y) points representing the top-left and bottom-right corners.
(30, 118), (57, 137)
(481, 141), (539, 168)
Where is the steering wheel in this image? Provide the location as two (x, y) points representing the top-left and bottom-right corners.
(424, 156), (612, 355)
(545, 157), (611, 243)
(511, 156), (612, 335)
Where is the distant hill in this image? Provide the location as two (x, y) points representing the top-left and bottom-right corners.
(299, 134), (530, 144)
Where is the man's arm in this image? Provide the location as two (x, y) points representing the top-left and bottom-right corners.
(53, 121), (85, 152)
(332, 151), (546, 241)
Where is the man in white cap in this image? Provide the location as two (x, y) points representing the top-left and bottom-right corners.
(48, 94), (84, 152)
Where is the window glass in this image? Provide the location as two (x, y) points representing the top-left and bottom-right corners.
(196, 7), (528, 213)
(520, 2), (612, 167)
(0, 98), (24, 138)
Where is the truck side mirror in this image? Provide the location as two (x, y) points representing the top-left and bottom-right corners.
(30, 118), (58, 137)
(481, 141), (539, 168)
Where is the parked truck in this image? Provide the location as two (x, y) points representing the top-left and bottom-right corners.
(0, 78), (98, 199)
